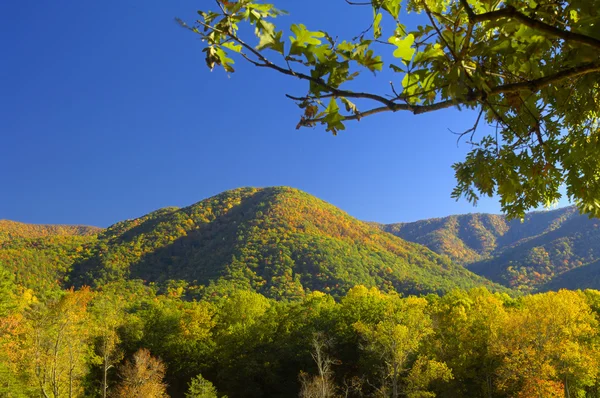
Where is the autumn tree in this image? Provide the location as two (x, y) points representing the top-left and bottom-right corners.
(0, 267), (36, 397)
(113, 348), (169, 398)
(184, 0), (600, 219)
(494, 290), (600, 397)
(27, 288), (93, 398)
(428, 288), (509, 397)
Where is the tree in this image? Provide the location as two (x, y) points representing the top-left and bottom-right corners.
(182, 0), (600, 219)
(27, 288), (93, 398)
(493, 290), (600, 397)
(89, 292), (125, 398)
(114, 348), (169, 398)
(354, 296), (449, 398)
(0, 267), (36, 397)
(299, 332), (338, 398)
(427, 288), (509, 397)
(186, 374), (218, 398)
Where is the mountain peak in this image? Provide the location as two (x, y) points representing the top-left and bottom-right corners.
(68, 186), (504, 298)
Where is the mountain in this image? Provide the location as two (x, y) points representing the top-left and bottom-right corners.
(381, 206), (600, 291)
(69, 187), (504, 298)
(0, 220), (100, 243)
(0, 221), (101, 295)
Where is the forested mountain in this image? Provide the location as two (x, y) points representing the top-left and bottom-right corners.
(69, 187), (502, 298)
(5, 189), (600, 296)
(0, 220), (100, 242)
(0, 221), (100, 295)
(381, 206), (600, 292)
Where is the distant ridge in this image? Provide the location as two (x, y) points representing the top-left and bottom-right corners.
(380, 206), (600, 292)
(0, 219), (101, 243)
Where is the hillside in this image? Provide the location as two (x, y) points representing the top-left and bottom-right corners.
(381, 206), (600, 291)
(0, 220), (100, 243)
(70, 187), (504, 298)
(0, 221), (101, 295)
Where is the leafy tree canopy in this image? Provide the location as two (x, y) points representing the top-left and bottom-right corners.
(182, 0), (600, 219)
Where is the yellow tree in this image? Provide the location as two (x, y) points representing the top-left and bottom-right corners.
(355, 296), (451, 398)
(113, 348), (169, 398)
(88, 292), (126, 398)
(0, 268), (36, 397)
(494, 290), (600, 398)
(27, 287), (94, 398)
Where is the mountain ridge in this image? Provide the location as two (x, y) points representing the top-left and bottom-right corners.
(0, 219), (101, 243)
(379, 205), (600, 291)
(5, 187), (596, 295)
(1, 186), (507, 298)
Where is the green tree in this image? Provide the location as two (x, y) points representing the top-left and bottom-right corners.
(88, 292), (126, 398)
(428, 288), (509, 397)
(354, 296), (450, 398)
(184, 0), (600, 219)
(186, 374), (218, 398)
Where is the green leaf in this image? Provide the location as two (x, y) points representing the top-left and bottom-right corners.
(289, 24), (325, 49)
(373, 12), (383, 39)
(382, 0), (401, 19)
(389, 34), (415, 64)
(323, 98), (345, 134)
(222, 42), (242, 53)
(257, 29), (284, 54)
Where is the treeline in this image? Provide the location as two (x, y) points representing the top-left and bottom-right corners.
(3, 269), (600, 398)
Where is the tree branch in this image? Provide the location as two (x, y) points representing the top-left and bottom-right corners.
(460, 1), (600, 50)
(298, 98), (459, 127)
(196, 14), (600, 131)
(489, 62), (600, 95)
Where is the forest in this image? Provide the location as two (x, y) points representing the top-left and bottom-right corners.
(3, 272), (600, 398)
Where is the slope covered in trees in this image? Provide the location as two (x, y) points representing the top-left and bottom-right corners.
(0, 220), (100, 243)
(71, 187), (503, 298)
(0, 221), (101, 296)
(381, 206), (600, 292)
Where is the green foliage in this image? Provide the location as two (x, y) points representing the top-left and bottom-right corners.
(2, 278), (600, 397)
(0, 235), (97, 297)
(0, 220), (100, 244)
(69, 187), (505, 298)
(7, 191), (600, 397)
(0, 221), (99, 297)
(186, 374), (219, 398)
(184, 0), (600, 219)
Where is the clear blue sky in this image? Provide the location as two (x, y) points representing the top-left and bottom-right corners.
(0, 1), (555, 227)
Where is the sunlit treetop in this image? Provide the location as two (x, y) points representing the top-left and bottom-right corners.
(180, 0), (600, 219)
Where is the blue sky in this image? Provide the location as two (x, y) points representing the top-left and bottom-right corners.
(0, 1), (558, 227)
